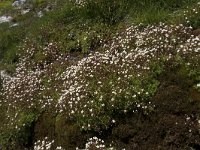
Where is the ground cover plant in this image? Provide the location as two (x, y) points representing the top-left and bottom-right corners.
(0, 0), (200, 149)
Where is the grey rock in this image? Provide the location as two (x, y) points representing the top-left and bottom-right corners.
(12, 0), (27, 8)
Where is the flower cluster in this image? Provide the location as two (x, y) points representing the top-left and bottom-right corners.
(84, 137), (105, 150)
(182, 2), (200, 27)
(76, 136), (115, 150)
(1, 22), (200, 134)
(71, 0), (86, 7)
(34, 137), (63, 150)
(34, 138), (54, 150)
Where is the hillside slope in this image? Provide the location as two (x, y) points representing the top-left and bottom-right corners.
(0, 0), (200, 149)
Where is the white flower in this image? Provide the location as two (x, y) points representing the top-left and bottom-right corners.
(112, 119), (116, 123)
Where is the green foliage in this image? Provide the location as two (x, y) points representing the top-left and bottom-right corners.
(0, 0), (199, 68)
(0, 111), (40, 149)
(79, 0), (131, 25)
(76, 0), (199, 25)
(127, 0), (200, 24)
(76, 71), (160, 131)
(149, 59), (165, 78)
(0, 24), (22, 61)
(186, 5), (200, 28)
(0, 0), (13, 15)
(187, 64), (200, 91)
(31, 0), (47, 8)
(0, 0), (200, 149)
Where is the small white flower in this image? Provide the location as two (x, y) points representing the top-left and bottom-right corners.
(112, 119), (116, 123)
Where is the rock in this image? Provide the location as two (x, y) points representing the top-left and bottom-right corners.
(12, 0), (27, 8)
(10, 23), (19, 27)
(0, 16), (12, 24)
(44, 5), (52, 12)
(37, 11), (43, 18)
(0, 70), (11, 80)
(21, 8), (30, 15)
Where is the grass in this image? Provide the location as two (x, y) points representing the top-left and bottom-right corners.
(0, 1), (12, 8)
(0, 0), (199, 68)
(0, 0), (13, 15)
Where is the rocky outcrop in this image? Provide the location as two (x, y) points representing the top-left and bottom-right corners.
(12, 0), (27, 8)
(0, 16), (12, 24)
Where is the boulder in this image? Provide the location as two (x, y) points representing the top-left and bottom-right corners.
(0, 16), (12, 24)
(12, 0), (27, 8)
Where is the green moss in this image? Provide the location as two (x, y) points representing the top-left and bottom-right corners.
(55, 115), (76, 146)
(0, 111), (39, 149)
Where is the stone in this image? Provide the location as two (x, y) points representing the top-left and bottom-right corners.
(12, 0), (27, 8)
(0, 16), (12, 24)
